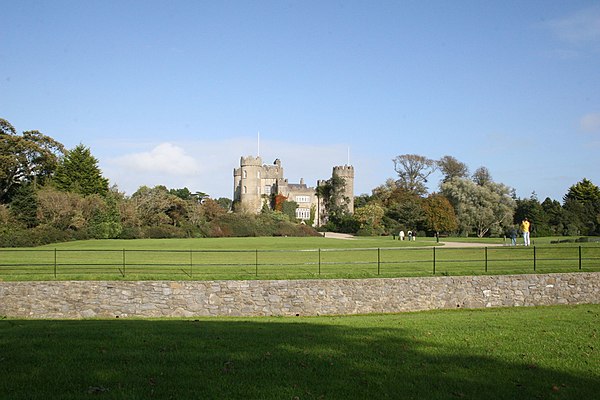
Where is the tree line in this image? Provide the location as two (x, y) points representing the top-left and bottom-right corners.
(1, 118), (599, 246)
(0, 119), (316, 246)
(349, 154), (600, 239)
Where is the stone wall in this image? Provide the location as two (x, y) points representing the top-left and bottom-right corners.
(1, 272), (599, 319)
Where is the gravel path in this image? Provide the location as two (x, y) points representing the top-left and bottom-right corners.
(322, 232), (506, 247)
(439, 241), (505, 248)
(322, 232), (355, 239)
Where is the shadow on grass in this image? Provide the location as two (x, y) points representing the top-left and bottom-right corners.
(1, 316), (598, 399)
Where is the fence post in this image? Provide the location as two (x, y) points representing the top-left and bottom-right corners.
(255, 249), (258, 277)
(122, 249), (126, 277)
(190, 249), (193, 278)
(318, 248), (321, 276)
(579, 246), (582, 270)
(533, 246), (536, 272)
(54, 248), (57, 278)
(485, 247), (488, 273)
(433, 247), (436, 275)
(377, 248), (381, 275)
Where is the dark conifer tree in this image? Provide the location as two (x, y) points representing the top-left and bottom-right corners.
(10, 183), (38, 228)
(53, 144), (109, 197)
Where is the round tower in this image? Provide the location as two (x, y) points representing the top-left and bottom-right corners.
(238, 156), (263, 213)
(332, 165), (355, 213)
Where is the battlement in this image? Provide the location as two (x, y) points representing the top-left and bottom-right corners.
(240, 155), (263, 167)
(332, 165), (355, 176)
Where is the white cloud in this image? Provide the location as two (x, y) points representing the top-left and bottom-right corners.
(113, 143), (200, 175)
(580, 112), (600, 132)
(547, 6), (600, 43)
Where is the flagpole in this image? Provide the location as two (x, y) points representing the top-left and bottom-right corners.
(347, 146), (350, 165)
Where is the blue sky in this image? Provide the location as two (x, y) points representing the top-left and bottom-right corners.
(2, 0), (599, 201)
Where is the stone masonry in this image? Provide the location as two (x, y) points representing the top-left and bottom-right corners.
(1, 272), (598, 319)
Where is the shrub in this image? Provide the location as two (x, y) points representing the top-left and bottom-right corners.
(209, 213), (320, 238)
(273, 221), (298, 237)
(0, 225), (75, 247)
(36, 226), (75, 245)
(356, 226), (385, 236)
(298, 223), (321, 237)
(118, 226), (144, 239)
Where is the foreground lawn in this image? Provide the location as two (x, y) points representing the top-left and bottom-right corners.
(1, 305), (598, 399)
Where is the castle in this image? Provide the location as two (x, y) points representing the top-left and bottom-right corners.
(233, 156), (354, 226)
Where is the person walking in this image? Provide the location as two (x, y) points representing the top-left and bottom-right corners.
(508, 226), (517, 246)
(399, 230), (405, 241)
(520, 218), (531, 246)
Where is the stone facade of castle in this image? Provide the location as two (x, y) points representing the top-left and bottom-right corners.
(233, 156), (354, 226)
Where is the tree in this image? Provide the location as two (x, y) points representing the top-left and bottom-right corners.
(541, 197), (565, 236)
(371, 179), (399, 205)
(472, 166), (492, 186)
(36, 186), (81, 229)
(564, 178), (600, 204)
(169, 187), (193, 200)
(0, 118), (65, 203)
(562, 198), (588, 236)
(281, 200), (299, 221)
(392, 154), (436, 196)
(272, 193), (288, 212)
(353, 193), (373, 209)
(372, 185), (425, 233)
(9, 183), (39, 228)
(563, 178), (600, 235)
(53, 144), (109, 197)
(215, 197), (233, 211)
(87, 193), (122, 239)
(131, 186), (177, 226)
(385, 195), (425, 232)
(441, 177), (515, 237)
(200, 198), (227, 222)
(422, 193), (458, 235)
(354, 203), (385, 235)
(316, 174), (350, 227)
(514, 193), (551, 236)
(438, 155), (469, 183)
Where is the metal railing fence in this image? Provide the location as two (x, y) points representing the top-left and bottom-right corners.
(0, 245), (599, 280)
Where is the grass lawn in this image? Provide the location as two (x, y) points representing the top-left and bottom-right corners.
(39, 236), (438, 250)
(1, 236), (599, 281)
(1, 305), (598, 399)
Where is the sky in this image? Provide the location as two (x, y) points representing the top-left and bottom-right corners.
(2, 0), (599, 202)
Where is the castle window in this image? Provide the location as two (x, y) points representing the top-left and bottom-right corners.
(243, 170), (247, 178)
(296, 207), (311, 220)
(257, 171), (261, 178)
(243, 186), (247, 194)
(264, 185), (271, 195)
(295, 195), (311, 203)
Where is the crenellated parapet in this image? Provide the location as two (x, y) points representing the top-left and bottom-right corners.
(240, 155), (263, 167)
(333, 165), (354, 177)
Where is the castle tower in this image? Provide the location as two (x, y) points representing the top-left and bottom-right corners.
(233, 156), (264, 213)
(332, 165), (355, 214)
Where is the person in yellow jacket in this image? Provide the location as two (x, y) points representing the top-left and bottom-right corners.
(520, 218), (531, 246)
